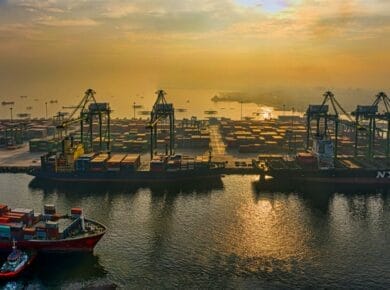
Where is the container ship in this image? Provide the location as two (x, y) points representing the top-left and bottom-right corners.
(253, 137), (390, 185)
(0, 204), (106, 252)
(29, 137), (225, 183)
(253, 91), (390, 187)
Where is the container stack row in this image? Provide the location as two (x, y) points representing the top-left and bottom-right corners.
(220, 117), (307, 153)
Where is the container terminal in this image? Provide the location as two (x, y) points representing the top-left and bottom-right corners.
(30, 89), (226, 183)
(0, 89), (388, 186)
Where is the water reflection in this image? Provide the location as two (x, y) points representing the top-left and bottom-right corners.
(253, 178), (390, 195)
(0, 174), (389, 287)
(252, 181), (334, 213)
(28, 177), (224, 197)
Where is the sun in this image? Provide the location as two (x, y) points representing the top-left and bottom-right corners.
(235, 0), (289, 13)
(235, 0), (303, 13)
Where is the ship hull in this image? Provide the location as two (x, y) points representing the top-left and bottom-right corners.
(260, 168), (390, 185)
(0, 219), (105, 253)
(29, 168), (223, 183)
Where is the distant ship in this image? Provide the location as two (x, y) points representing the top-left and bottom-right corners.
(1, 101), (14, 106)
(138, 110), (150, 116)
(0, 204), (106, 252)
(204, 110), (217, 115)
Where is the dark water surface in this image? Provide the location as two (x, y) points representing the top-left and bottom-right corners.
(0, 174), (389, 289)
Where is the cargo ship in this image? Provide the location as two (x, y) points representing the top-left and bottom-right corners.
(0, 204), (106, 252)
(253, 137), (390, 186)
(29, 137), (225, 183)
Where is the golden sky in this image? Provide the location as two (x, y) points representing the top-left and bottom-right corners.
(0, 0), (389, 113)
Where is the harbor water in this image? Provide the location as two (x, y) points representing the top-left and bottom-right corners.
(0, 173), (389, 288)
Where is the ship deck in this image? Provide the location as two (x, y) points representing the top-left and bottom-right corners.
(256, 156), (390, 171)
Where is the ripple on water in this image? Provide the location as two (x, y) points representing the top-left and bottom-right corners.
(0, 174), (389, 288)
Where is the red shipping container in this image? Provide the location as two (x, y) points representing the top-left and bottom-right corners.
(51, 213), (61, 221)
(0, 217), (10, 224)
(47, 228), (59, 239)
(5, 212), (24, 217)
(7, 216), (22, 223)
(71, 208), (83, 215)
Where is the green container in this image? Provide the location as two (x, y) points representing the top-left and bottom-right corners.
(0, 225), (10, 236)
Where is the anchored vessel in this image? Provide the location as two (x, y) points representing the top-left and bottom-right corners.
(0, 204), (106, 252)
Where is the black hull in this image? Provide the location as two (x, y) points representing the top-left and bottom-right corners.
(29, 168), (223, 184)
(259, 168), (390, 186)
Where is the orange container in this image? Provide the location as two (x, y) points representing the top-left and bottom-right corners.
(71, 208), (83, 215)
(23, 227), (36, 235)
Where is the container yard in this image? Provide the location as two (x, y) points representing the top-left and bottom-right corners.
(0, 118), (58, 150)
(220, 116), (307, 154)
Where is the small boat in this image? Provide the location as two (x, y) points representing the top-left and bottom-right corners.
(0, 241), (36, 279)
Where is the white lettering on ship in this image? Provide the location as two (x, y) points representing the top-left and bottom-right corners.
(376, 171), (390, 178)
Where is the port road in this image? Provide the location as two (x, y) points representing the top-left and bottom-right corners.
(209, 125), (226, 156)
(0, 145), (41, 167)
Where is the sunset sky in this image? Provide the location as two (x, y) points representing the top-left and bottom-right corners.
(0, 0), (389, 116)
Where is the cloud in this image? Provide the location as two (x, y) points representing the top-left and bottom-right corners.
(101, 4), (138, 18)
(36, 16), (99, 27)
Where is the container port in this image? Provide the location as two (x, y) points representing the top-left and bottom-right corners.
(0, 89), (387, 186)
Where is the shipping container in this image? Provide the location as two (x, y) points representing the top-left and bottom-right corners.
(71, 207), (83, 217)
(46, 221), (59, 228)
(0, 225), (10, 239)
(0, 204), (8, 214)
(23, 228), (36, 235)
(36, 230), (47, 240)
(0, 217), (11, 224)
(44, 204), (56, 215)
(24, 234), (34, 240)
(107, 154), (126, 171)
(47, 227), (59, 239)
(121, 154), (141, 171)
(33, 213), (42, 223)
(90, 153), (110, 171)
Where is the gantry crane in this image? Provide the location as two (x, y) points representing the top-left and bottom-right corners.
(147, 90), (175, 158)
(306, 91), (353, 161)
(56, 88), (111, 152)
(352, 103), (377, 158)
(374, 92), (390, 158)
(353, 92), (390, 158)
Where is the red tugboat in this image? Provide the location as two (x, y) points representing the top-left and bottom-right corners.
(0, 240), (36, 279)
(0, 204), (106, 252)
